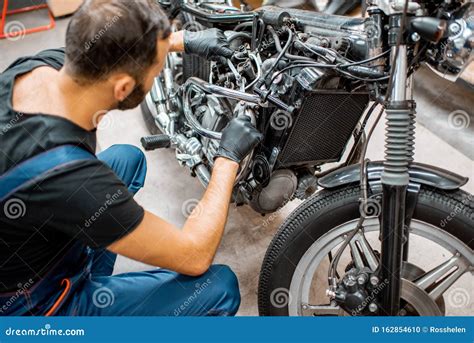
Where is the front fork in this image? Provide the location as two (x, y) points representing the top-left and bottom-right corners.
(378, 44), (416, 315)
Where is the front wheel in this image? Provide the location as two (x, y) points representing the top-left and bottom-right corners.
(258, 184), (473, 316)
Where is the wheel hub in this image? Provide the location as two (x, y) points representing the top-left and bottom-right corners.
(332, 262), (444, 316)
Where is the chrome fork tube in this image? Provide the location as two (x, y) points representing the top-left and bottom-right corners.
(390, 45), (408, 102)
(379, 45), (414, 316)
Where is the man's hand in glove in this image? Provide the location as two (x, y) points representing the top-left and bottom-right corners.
(184, 28), (234, 60)
(216, 116), (263, 164)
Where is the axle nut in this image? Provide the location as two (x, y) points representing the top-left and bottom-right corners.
(357, 274), (368, 285)
(370, 275), (379, 286)
(368, 303), (378, 313)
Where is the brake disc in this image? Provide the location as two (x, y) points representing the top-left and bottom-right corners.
(401, 279), (442, 316)
(401, 262), (446, 315)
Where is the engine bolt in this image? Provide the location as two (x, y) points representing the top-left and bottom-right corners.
(368, 303), (378, 313)
(326, 289), (336, 299)
(449, 22), (461, 35)
(370, 275), (379, 286)
(411, 32), (420, 42)
(357, 274), (368, 285)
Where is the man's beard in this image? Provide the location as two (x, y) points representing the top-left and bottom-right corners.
(117, 83), (146, 110)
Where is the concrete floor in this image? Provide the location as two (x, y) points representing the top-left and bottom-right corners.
(1, 10), (472, 316)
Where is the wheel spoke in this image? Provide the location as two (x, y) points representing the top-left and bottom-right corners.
(349, 238), (364, 270)
(414, 253), (471, 300)
(301, 304), (344, 316)
(349, 231), (378, 271)
(357, 231), (379, 271)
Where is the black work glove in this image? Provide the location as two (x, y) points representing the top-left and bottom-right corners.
(184, 28), (234, 60)
(216, 116), (263, 164)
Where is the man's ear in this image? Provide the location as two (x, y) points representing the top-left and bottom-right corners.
(111, 74), (136, 102)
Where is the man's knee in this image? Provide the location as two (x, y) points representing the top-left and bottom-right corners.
(104, 144), (147, 193)
(111, 144), (146, 169)
(205, 264), (241, 316)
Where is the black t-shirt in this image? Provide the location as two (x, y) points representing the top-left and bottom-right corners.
(0, 49), (144, 292)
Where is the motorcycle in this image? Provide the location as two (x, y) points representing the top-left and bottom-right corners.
(141, 0), (473, 316)
(261, 0), (362, 15)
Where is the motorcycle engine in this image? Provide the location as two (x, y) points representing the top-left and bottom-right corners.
(184, 23), (368, 213)
(159, 5), (376, 214)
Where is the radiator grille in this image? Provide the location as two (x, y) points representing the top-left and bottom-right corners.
(278, 91), (369, 167)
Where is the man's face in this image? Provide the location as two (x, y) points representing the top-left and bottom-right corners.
(117, 36), (171, 111)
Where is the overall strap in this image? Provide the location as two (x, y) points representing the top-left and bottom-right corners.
(0, 145), (96, 202)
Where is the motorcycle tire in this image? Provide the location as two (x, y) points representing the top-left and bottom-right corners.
(258, 184), (473, 316)
(140, 97), (162, 135)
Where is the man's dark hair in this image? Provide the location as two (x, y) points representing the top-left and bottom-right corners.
(65, 0), (171, 83)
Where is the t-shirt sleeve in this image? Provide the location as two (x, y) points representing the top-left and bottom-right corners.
(23, 160), (144, 248)
(3, 48), (65, 72)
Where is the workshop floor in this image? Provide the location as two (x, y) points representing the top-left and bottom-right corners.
(1, 11), (472, 316)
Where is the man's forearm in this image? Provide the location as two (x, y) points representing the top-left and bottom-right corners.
(182, 157), (239, 266)
(107, 114), (260, 275)
(169, 31), (185, 52)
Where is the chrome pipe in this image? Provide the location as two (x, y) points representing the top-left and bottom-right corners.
(390, 45), (408, 101)
(195, 164), (211, 187)
(185, 77), (261, 104)
(183, 77), (261, 140)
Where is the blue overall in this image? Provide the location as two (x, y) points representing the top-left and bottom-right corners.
(0, 144), (240, 316)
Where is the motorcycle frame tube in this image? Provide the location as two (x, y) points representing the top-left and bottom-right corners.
(183, 77), (261, 140)
(379, 45), (410, 316)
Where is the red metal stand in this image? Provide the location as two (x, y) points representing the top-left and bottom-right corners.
(0, 1), (55, 40)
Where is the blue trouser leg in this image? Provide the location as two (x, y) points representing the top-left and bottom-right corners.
(97, 144), (148, 195)
(57, 265), (241, 316)
(91, 144), (147, 277)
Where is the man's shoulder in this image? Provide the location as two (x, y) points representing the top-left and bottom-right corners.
(34, 48), (66, 68)
(2, 48), (66, 74)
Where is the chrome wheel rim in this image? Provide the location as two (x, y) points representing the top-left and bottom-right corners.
(288, 218), (473, 316)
